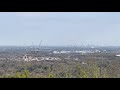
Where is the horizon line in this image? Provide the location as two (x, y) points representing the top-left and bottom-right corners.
(0, 45), (120, 47)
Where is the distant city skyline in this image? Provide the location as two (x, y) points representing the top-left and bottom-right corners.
(0, 12), (120, 46)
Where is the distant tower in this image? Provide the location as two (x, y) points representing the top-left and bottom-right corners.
(32, 42), (34, 51)
(38, 40), (42, 51)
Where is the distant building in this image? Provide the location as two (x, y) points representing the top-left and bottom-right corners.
(82, 62), (87, 65)
(116, 54), (120, 57)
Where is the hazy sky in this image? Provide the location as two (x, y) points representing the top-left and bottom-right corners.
(0, 12), (120, 46)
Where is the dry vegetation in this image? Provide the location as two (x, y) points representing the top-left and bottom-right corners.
(0, 58), (120, 78)
(0, 46), (120, 78)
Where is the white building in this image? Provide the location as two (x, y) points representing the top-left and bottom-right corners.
(116, 54), (120, 57)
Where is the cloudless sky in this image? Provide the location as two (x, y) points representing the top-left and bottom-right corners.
(0, 12), (120, 46)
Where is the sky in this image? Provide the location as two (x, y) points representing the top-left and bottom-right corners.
(0, 12), (120, 46)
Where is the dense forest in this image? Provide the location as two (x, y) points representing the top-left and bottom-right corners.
(0, 58), (120, 78)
